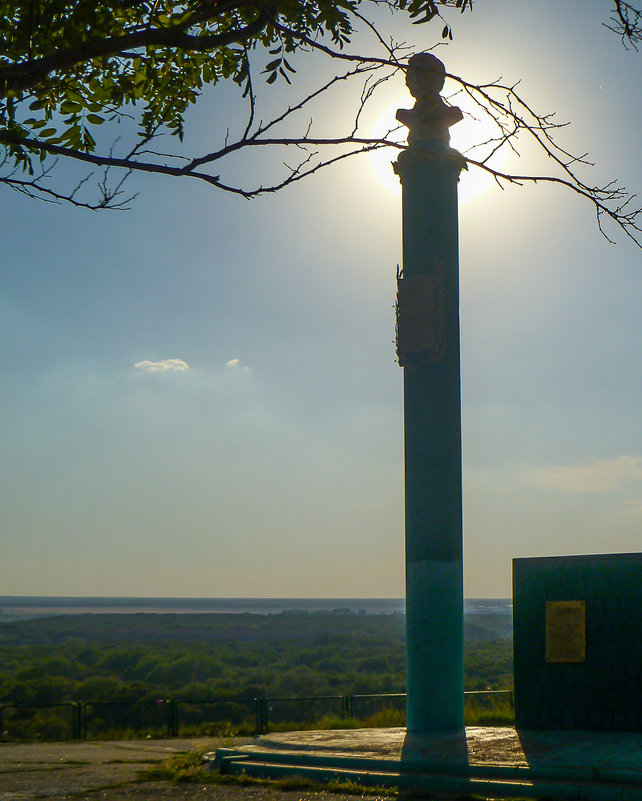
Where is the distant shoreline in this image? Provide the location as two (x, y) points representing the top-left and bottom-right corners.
(0, 596), (511, 623)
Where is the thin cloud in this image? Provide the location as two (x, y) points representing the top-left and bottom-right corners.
(526, 456), (642, 493)
(134, 358), (190, 373)
(226, 358), (250, 372)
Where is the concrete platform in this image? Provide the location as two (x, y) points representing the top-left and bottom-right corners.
(208, 726), (642, 799)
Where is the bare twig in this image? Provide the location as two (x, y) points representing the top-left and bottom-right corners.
(604, 1), (642, 48)
(1, 2), (639, 244)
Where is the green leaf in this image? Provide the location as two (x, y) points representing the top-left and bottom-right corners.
(60, 101), (82, 114)
(86, 114), (105, 125)
(82, 130), (96, 149)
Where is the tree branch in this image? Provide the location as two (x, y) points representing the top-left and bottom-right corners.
(466, 157), (641, 246)
(1, 1), (639, 246)
(1, 11), (269, 92)
(605, 1), (642, 48)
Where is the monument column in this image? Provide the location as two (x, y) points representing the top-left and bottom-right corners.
(394, 53), (465, 733)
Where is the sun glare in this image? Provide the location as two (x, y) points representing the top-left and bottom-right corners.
(449, 91), (509, 205)
(367, 106), (403, 198)
(368, 93), (509, 206)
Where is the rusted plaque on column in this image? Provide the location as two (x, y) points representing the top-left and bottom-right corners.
(396, 262), (446, 365)
(545, 600), (586, 663)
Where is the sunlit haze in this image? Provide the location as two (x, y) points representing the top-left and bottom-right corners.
(369, 92), (509, 205)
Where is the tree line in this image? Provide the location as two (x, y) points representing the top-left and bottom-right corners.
(0, 611), (512, 711)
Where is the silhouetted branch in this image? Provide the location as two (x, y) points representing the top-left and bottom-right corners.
(4, 166), (137, 209)
(466, 158), (641, 246)
(1, 1), (639, 244)
(443, 72), (641, 246)
(605, 1), (642, 48)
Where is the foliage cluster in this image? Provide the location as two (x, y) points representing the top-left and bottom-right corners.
(0, 0), (470, 204)
(0, 612), (513, 739)
(1, 0), (462, 150)
(0, 611), (512, 702)
(0, 0), (638, 244)
(0, 613), (405, 706)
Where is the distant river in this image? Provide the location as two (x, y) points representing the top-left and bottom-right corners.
(0, 596), (511, 622)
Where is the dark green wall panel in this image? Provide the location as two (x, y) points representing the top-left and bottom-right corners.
(513, 553), (642, 732)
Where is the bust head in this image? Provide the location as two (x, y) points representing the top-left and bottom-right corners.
(405, 53), (446, 104)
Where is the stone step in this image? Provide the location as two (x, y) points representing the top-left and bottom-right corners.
(212, 751), (642, 801)
(213, 747), (642, 787)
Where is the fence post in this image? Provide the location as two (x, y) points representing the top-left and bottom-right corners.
(260, 698), (269, 734)
(0, 706), (4, 738)
(340, 695), (351, 718)
(341, 695), (352, 718)
(166, 700), (178, 737)
(72, 702), (83, 739)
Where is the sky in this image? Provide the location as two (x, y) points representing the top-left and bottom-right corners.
(1, 0), (640, 598)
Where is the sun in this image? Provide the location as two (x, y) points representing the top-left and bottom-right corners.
(448, 91), (510, 206)
(367, 107), (404, 198)
(368, 94), (509, 206)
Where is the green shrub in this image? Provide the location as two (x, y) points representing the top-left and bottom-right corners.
(139, 748), (208, 782)
(363, 708), (405, 728)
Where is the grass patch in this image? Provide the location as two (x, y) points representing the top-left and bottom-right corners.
(137, 748), (211, 783)
(268, 708), (407, 733)
(274, 774), (395, 795)
(216, 770), (396, 796)
(137, 749), (394, 794)
(465, 701), (514, 728)
(363, 708), (405, 728)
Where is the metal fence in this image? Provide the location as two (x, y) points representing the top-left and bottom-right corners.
(0, 703), (80, 740)
(0, 690), (513, 741)
(348, 692), (406, 720)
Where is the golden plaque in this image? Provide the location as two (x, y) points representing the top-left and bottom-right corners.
(545, 600), (586, 663)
